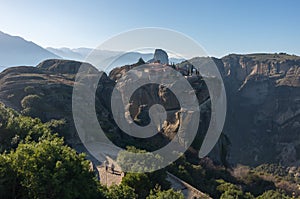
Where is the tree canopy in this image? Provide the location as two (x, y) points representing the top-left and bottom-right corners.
(0, 137), (100, 199)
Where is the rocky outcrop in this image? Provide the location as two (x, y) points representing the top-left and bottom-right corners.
(109, 58), (146, 81)
(134, 105), (151, 126)
(0, 59), (114, 146)
(1, 53), (300, 167)
(221, 53), (300, 88)
(37, 59), (98, 74)
(107, 52), (300, 166)
(219, 53), (300, 166)
(148, 49), (169, 65)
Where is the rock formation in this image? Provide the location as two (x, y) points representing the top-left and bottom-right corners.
(148, 49), (169, 65)
(0, 53), (300, 166)
(219, 53), (300, 166)
(0, 59), (114, 147)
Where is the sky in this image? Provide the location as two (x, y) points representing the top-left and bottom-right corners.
(0, 0), (299, 57)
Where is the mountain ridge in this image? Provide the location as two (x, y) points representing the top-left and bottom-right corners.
(46, 47), (186, 67)
(0, 31), (60, 68)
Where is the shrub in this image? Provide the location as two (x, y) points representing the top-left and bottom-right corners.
(147, 187), (184, 199)
(104, 184), (137, 199)
(256, 190), (291, 199)
(0, 137), (100, 199)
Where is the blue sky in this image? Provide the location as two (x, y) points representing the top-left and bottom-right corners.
(0, 0), (299, 57)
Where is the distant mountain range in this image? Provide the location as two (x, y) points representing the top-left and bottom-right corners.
(46, 47), (185, 69)
(0, 31), (185, 72)
(46, 47), (94, 61)
(47, 47), (154, 70)
(0, 31), (60, 68)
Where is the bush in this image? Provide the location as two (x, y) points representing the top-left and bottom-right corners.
(21, 94), (43, 118)
(255, 164), (288, 177)
(0, 137), (100, 199)
(147, 187), (184, 199)
(217, 179), (254, 199)
(242, 172), (276, 196)
(104, 184), (137, 199)
(21, 94), (42, 109)
(117, 146), (164, 173)
(256, 190), (291, 199)
(122, 172), (151, 199)
(0, 104), (60, 152)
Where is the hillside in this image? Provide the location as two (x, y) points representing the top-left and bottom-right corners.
(0, 53), (300, 198)
(0, 31), (60, 68)
(0, 53), (299, 167)
(220, 53), (300, 166)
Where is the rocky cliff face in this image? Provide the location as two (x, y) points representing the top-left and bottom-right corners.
(0, 53), (299, 167)
(111, 53), (300, 166)
(0, 60), (114, 146)
(219, 53), (300, 166)
(148, 49), (169, 65)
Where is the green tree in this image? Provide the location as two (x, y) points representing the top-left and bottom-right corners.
(242, 172), (276, 196)
(217, 179), (254, 199)
(0, 155), (19, 199)
(104, 184), (137, 199)
(117, 146), (170, 196)
(21, 94), (42, 118)
(21, 94), (41, 109)
(147, 187), (184, 199)
(117, 146), (164, 173)
(1, 113), (47, 152)
(256, 190), (291, 199)
(0, 137), (100, 199)
(121, 172), (151, 199)
(0, 103), (66, 152)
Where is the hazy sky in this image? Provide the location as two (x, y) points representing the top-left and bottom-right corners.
(0, 0), (299, 57)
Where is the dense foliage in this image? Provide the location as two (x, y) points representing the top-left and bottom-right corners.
(146, 187), (184, 199)
(117, 146), (171, 198)
(0, 138), (100, 199)
(0, 101), (299, 198)
(0, 103), (183, 199)
(167, 155), (297, 198)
